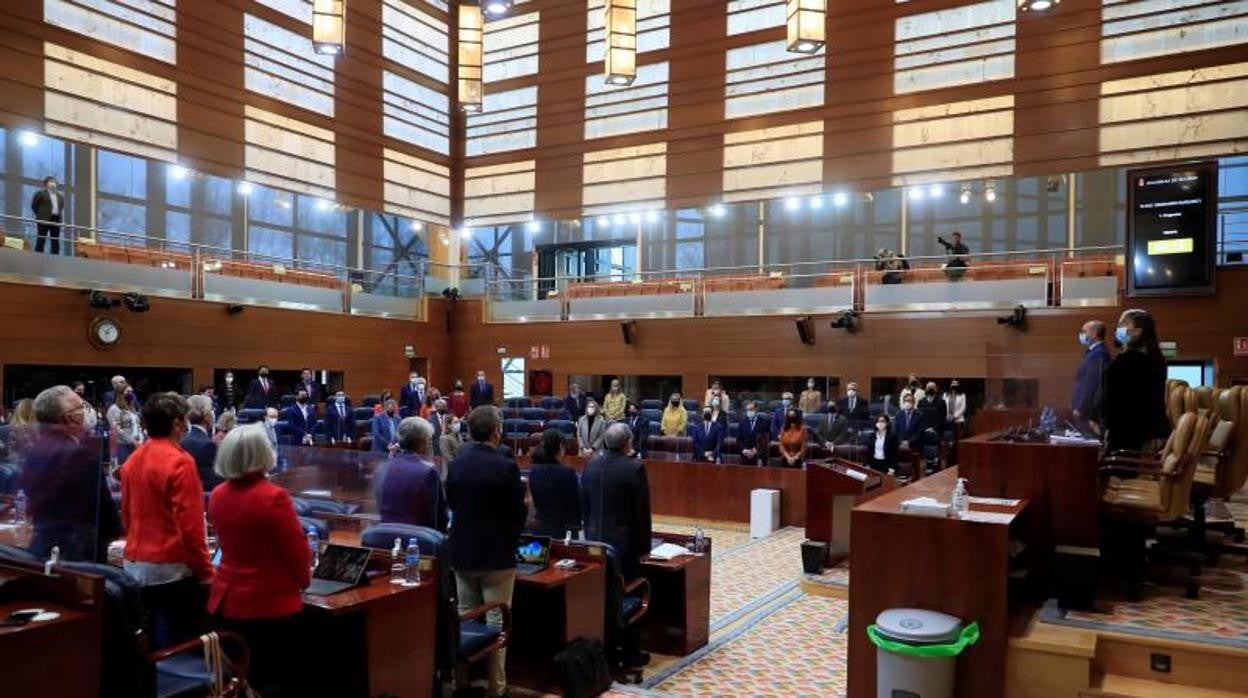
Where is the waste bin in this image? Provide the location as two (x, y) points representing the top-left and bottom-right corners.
(867, 608), (979, 698)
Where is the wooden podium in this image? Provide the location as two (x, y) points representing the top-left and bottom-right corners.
(805, 459), (889, 566)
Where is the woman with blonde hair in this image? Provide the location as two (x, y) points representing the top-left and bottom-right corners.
(213, 410), (238, 446)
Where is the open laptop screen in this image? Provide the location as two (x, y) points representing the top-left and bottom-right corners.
(516, 535), (550, 566)
(313, 544), (371, 584)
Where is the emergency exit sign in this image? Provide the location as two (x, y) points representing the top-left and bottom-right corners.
(1235, 337), (1248, 356)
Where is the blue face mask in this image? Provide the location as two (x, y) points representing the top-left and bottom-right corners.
(781, 399), (791, 407)
(1078, 331), (1090, 347)
(1115, 326), (1130, 345)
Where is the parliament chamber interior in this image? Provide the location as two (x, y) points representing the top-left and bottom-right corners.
(2, 0), (1248, 696)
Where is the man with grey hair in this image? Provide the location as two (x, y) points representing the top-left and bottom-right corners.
(20, 385), (121, 562)
(580, 421), (652, 669)
(374, 416), (447, 531)
(1072, 319), (1110, 423)
(102, 374), (127, 412)
(183, 394), (220, 490)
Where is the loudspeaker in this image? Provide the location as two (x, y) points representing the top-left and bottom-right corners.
(801, 540), (828, 574)
(795, 316), (815, 345)
(621, 321), (636, 345)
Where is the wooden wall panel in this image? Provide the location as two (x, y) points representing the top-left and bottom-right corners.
(448, 267), (1248, 406)
(0, 282), (450, 403)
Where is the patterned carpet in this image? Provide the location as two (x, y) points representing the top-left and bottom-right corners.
(803, 560), (851, 590)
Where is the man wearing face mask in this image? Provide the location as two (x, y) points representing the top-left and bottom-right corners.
(576, 400), (608, 456)
(564, 382), (589, 422)
(71, 381), (100, 434)
(31, 175), (66, 255)
(660, 393), (688, 437)
(691, 406), (725, 463)
(602, 379), (628, 421)
(837, 382), (870, 422)
(246, 365), (277, 409)
(816, 402), (850, 452)
(894, 395), (924, 450)
(1071, 320), (1109, 424)
(218, 371), (241, 413)
(21, 385), (121, 562)
(703, 380), (730, 415)
(624, 401), (650, 459)
(918, 382), (947, 435)
(771, 392), (796, 440)
(282, 389), (316, 446)
(371, 398), (402, 453)
(262, 407), (281, 452)
(400, 372), (426, 417)
(899, 375), (925, 405)
(470, 370), (494, 408)
(323, 390), (353, 445)
(297, 368), (321, 407)
(798, 379), (822, 415)
(737, 400), (769, 466)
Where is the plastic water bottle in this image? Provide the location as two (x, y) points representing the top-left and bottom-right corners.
(951, 477), (969, 519)
(403, 541), (422, 586)
(1040, 406), (1057, 434)
(13, 489), (27, 525)
(390, 538), (405, 584)
(694, 527), (705, 554)
(306, 530), (320, 570)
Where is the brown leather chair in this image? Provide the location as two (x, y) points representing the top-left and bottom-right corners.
(1191, 386), (1247, 553)
(1100, 411), (1211, 598)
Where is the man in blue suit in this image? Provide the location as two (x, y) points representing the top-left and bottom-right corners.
(771, 391), (795, 439)
(323, 389), (353, 445)
(282, 389), (317, 446)
(894, 395), (924, 449)
(371, 398), (401, 453)
(1071, 320), (1110, 423)
(737, 400), (770, 466)
(564, 382), (589, 421)
(691, 407), (725, 463)
(399, 372), (426, 416)
(182, 395), (220, 491)
(470, 370), (494, 408)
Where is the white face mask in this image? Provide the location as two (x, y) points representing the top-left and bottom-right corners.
(225, 375), (233, 384)
(847, 390), (857, 398)
(807, 382), (815, 389)
(903, 402), (914, 411)
(586, 407), (597, 416)
(83, 408), (98, 431)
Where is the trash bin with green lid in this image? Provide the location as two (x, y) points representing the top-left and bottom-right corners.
(867, 608), (979, 698)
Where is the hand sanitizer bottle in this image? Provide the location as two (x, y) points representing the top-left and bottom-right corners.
(951, 477), (969, 519)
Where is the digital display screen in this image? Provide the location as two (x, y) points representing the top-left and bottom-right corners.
(1127, 162), (1216, 296)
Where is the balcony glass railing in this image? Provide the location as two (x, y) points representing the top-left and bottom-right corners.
(0, 214), (428, 320)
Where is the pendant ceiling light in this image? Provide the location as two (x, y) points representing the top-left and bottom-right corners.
(1018, 0), (1061, 12)
(458, 2), (484, 112)
(604, 0), (637, 86)
(786, 0), (825, 55)
(312, 0), (346, 55)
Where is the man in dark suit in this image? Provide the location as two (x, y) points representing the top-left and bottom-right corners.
(692, 408), (725, 463)
(816, 402), (851, 451)
(770, 392), (795, 440)
(182, 395), (221, 491)
(323, 389), (353, 445)
(399, 372), (426, 416)
(469, 370), (494, 408)
(246, 365), (277, 409)
(918, 382), (947, 435)
(296, 368), (321, 406)
(837, 382), (870, 422)
(31, 175), (66, 255)
(564, 382), (589, 421)
(737, 400), (769, 466)
(370, 399), (401, 453)
(446, 406), (527, 697)
(282, 389), (316, 446)
(581, 422), (653, 669)
(623, 402), (650, 458)
(894, 396), (924, 449)
(1071, 320), (1110, 423)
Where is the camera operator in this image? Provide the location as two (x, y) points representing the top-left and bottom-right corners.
(937, 231), (969, 281)
(874, 248), (910, 285)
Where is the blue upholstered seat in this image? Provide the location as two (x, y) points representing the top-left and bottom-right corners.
(458, 620), (502, 657)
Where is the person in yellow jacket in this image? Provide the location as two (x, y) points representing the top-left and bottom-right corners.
(602, 378), (628, 421)
(660, 392), (688, 436)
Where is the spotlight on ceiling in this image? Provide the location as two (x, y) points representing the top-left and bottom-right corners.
(809, 196), (824, 210)
(459, 228), (473, 240)
(928, 183), (944, 199)
(87, 290), (119, 309)
(645, 210), (660, 223)
(526, 220), (541, 233)
(1017, 0), (1059, 12)
(709, 204), (726, 218)
(484, 0), (512, 17)
(168, 165), (189, 181)
(629, 211), (642, 224)
(908, 187), (925, 202)
(959, 185), (972, 205)
(19, 131), (40, 147)
(236, 181), (254, 196)
(123, 292), (150, 313)
(984, 185), (997, 203)
(832, 191), (850, 208)
(613, 213), (627, 226)
(784, 197), (801, 212)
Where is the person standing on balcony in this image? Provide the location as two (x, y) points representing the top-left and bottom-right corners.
(31, 175), (65, 255)
(939, 231), (970, 281)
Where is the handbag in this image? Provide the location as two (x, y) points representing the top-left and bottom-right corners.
(553, 637), (612, 698)
(201, 632), (258, 698)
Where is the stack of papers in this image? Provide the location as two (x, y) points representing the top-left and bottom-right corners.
(649, 542), (693, 560)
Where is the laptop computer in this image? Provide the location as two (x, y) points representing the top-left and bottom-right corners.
(304, 544), (372, 596)
(514, 535), (551, 577)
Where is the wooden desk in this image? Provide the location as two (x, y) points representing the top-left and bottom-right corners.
(508, 557), (605, 693)
(301, 572), (437, 697)
(0, 562), (104, 698)
(958, 432), (1101, 550)
(848, 468), (1028, 698)
(805, 460), (892, 565)
(639, 532), (711, 656)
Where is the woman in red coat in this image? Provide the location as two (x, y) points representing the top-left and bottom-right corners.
(208, 423), (310, 698)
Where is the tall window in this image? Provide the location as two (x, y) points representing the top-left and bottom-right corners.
(1, 129), (77, 239)
(166, 171), (236, 253)
(96, 149), (148, 242)
(502, 357), (525, 399)
(246, 184), (349, 268)
(363, 211), (428, 293)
